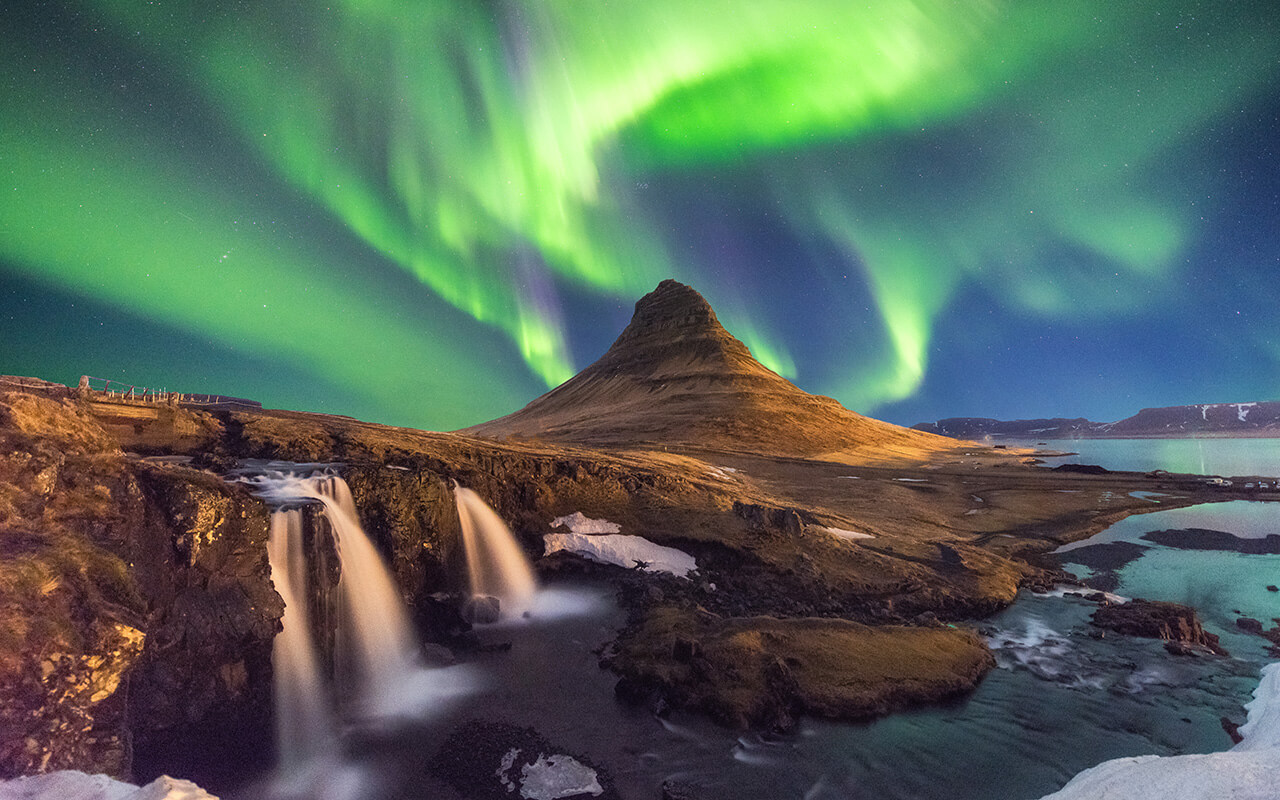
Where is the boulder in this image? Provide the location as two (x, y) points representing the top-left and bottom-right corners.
(461, 595), (502, 625)
(1090, 599), (1228, 656)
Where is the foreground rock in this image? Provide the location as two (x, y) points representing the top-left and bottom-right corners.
(0, 770), (215, 799)
(608, 606), (994, 730)
(0, 391), (279, 784)
(1090, 599), (1228, 656)
(431, 721), (618, 800)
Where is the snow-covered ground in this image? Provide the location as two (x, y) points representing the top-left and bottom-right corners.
(550, 512), (621, 534)
(0, 772), (215, 800)
(1036, 661), (1280, 799)
(544, 532), (697, 577)
(822, 526), (874, 540)
(545, 512), (696, 577)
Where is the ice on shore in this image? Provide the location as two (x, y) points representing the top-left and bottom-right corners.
(518, 754), (604, 800)
(550, 512), (621, 534)
(1037, 661), (1280, 799)
(545, 513), (696, 577)
(544, 532), (696, 577)
(0, 772), (215, 800)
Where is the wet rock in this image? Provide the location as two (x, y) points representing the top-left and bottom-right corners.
(462, 594), (502, 625)
(1221, 716), (1244, 745)
(1090, 599), (1228, 656)
(1236, 617), (1264, 635)
(431, 720), (619, 800)
(662, 779), (710, 800)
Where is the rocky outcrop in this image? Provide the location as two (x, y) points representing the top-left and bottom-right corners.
(608, 606), (994, 731)
(1090, 599), (1228, 656)
(0, 391), (280, 786)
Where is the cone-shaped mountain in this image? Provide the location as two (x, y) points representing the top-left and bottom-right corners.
(464, 280), (957, 462)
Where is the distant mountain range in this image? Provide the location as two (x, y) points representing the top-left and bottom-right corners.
(913, 401), (1280, 439)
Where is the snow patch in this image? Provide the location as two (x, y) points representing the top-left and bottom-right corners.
(895, 477), (927, 482)
(0, 772), (215, 800)
(1037, 662), (1280, 799)
(823, 526), (874, 540)
(1236, 402), (1258, 422)
(550, 512), (621, 534)
(519, 754), (604, 800)
(544, 533), (697, 577)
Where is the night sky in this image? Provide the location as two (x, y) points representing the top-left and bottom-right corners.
(2, 1), (1278, 431)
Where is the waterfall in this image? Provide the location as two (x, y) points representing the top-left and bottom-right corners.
(266, 509), (333, 771)
(308, 475), (419, 716)
(453, 485), (537, 620)
(255, 471), (422, 767)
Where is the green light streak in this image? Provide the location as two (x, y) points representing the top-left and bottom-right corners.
(6, 0), (1278, 423)
(0, 60), (525, 428)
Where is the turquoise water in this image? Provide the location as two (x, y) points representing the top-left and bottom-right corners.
(433, 495), (1278, 800)
(1012, 437), (1280, 477)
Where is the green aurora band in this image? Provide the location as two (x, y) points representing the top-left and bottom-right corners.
(2, 1), (1277, 428)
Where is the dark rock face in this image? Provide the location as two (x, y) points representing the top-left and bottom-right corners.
(0, 391), (280, 786)
(1090, 599), (1228, 656)
(124, 464), (280, 788)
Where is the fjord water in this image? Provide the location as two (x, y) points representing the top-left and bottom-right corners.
(1019, 436), (1280, 477)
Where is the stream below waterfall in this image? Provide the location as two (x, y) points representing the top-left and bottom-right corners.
(233, 464), (1277, 800)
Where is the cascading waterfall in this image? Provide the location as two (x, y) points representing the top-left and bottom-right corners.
(453, 484), (537, 620)
(309, 475), (419, 716)
(255, 471), (423, 770)
(265, 508), (333, 771)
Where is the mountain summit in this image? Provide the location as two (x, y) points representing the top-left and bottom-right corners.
(464, 280), (956, 462)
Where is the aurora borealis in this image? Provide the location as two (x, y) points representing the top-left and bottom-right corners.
(2, 1), (1278, 430)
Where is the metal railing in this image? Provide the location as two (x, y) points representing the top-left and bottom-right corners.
(79, 376), (261, 409)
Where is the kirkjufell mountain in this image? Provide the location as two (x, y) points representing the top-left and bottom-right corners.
(465, 280), (957, 462)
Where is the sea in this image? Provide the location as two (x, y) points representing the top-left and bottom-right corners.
(258, 439), (1280, 800)
(1013, 436), (1280, 478)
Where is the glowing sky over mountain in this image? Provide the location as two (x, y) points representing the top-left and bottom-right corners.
(2, 1), (1277, 430)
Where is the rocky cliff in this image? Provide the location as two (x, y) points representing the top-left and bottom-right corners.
(0, 391), (280, 785)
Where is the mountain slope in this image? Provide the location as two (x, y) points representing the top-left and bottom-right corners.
(464, 280), (960, 462)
